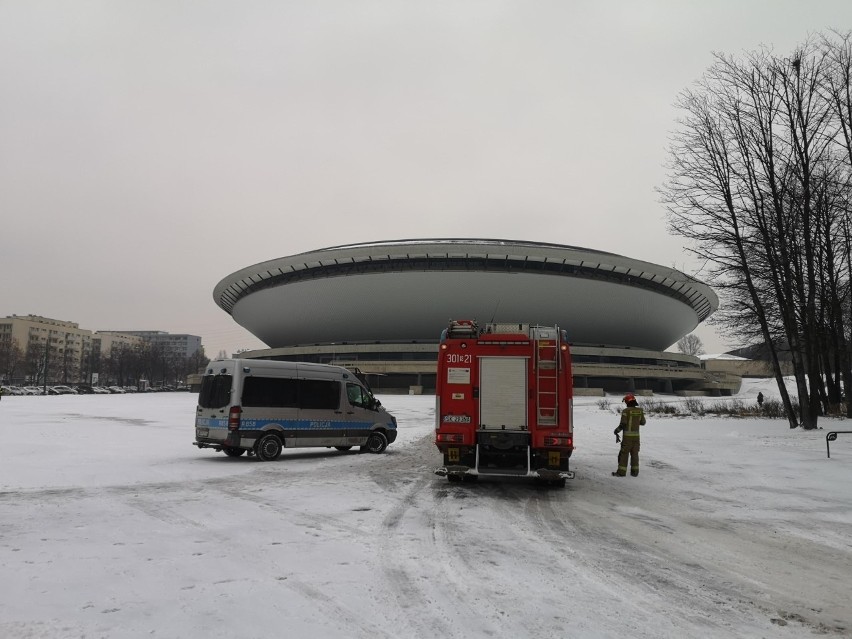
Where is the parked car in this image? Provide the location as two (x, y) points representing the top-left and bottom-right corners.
(76, 385), (96, 394)
(107, 386), (126, 394)
(48, 385), (78, 395)
(92, 386), (111, 394)
(23, 386), (45, 395)
(3, 385), (28, 395)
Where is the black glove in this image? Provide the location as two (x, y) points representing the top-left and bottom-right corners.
(614, 429), (620, 443)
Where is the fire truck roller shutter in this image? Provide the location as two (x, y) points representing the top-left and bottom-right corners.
(479, 357), (528, 430)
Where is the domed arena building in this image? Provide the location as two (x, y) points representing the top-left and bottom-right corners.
(214, 239), (739, 395)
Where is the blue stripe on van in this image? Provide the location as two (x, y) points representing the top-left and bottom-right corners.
(196, 418), (228, 428)
(195, 417), (395, 431)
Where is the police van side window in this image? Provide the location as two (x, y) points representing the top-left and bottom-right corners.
(346, 383), (369, 408)
(199, 375), (232, 409)
(299, 379), (340, 410)
(242, 377), (298, 408)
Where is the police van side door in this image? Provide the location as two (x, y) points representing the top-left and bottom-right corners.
(294, 376), (343, 447)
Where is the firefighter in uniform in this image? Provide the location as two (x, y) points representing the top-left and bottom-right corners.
(612, 393), (646, 477)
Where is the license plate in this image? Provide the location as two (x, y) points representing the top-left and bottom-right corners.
(197, 427), (209, 438)
(548, 451), (560, 466)
(448, 448), (460, 462)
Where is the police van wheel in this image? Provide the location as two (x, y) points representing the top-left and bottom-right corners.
(255, 434), (283, 461)
(364, 432), (388, 454)
(222, 446), (245, 457)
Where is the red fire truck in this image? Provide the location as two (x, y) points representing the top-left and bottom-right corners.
(434, 319), (575, 486)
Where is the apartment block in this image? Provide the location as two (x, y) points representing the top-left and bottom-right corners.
(1, 315), (204, 385)
(93, 331), (146, 357)
(113, 331), (202, 358)
(0, 315), (93, 383)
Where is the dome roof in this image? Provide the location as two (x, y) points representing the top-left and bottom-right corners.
(214, 239), (717, 351)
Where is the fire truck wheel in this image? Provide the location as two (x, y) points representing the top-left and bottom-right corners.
(255, 434), (283, 461)
(447, 475), (462, 483)
(222, 446), (245, 457)
(364, 431), (388, 454)
(462, 475), (478, 483)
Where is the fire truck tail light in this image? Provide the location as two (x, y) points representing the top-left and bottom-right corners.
(228, 406), (241, 430)
(437, 433), (464, 443)
(544, 435), (573, 447)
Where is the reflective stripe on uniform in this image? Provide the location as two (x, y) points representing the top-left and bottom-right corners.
(623, 407), (644, 435)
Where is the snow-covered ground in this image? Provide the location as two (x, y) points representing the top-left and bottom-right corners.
(1, 380), (850, 638)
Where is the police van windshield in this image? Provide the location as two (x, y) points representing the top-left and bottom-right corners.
(199, 374), (232, 409)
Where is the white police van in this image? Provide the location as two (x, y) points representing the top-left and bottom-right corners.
(194, 359), (397, 461)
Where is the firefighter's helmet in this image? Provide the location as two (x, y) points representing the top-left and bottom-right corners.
(623, 393), (636, 403)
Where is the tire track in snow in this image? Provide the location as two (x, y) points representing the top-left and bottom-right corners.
(453, 480), (739, 637)
(282, 577), (397, 639)
(369, 433), (509, 638)
(523, 480), (822, 637)
(517, 486), (717, 636)
(209, 483), (372, 538)
(372, 434), (459, 637)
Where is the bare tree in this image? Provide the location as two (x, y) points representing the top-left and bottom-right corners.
(677, 333), (706, 356)
(666, 35), (852, 428)
(661, 41), (845, 429)
(661, 50), (799, 427)
(821, 31), (852, 414)
(822, 31), (852, 168)
(0, 338), (24, 384)
(183, 348), (209, 382)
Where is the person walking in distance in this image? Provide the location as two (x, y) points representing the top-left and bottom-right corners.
(613, 393), (646, 477)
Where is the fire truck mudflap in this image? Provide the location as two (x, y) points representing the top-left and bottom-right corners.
(434, 320), (576, 485)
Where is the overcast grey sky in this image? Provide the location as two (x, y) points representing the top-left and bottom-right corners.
(2, 1), (850, 358)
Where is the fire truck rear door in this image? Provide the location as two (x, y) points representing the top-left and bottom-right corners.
(479, 357), (528, 430)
